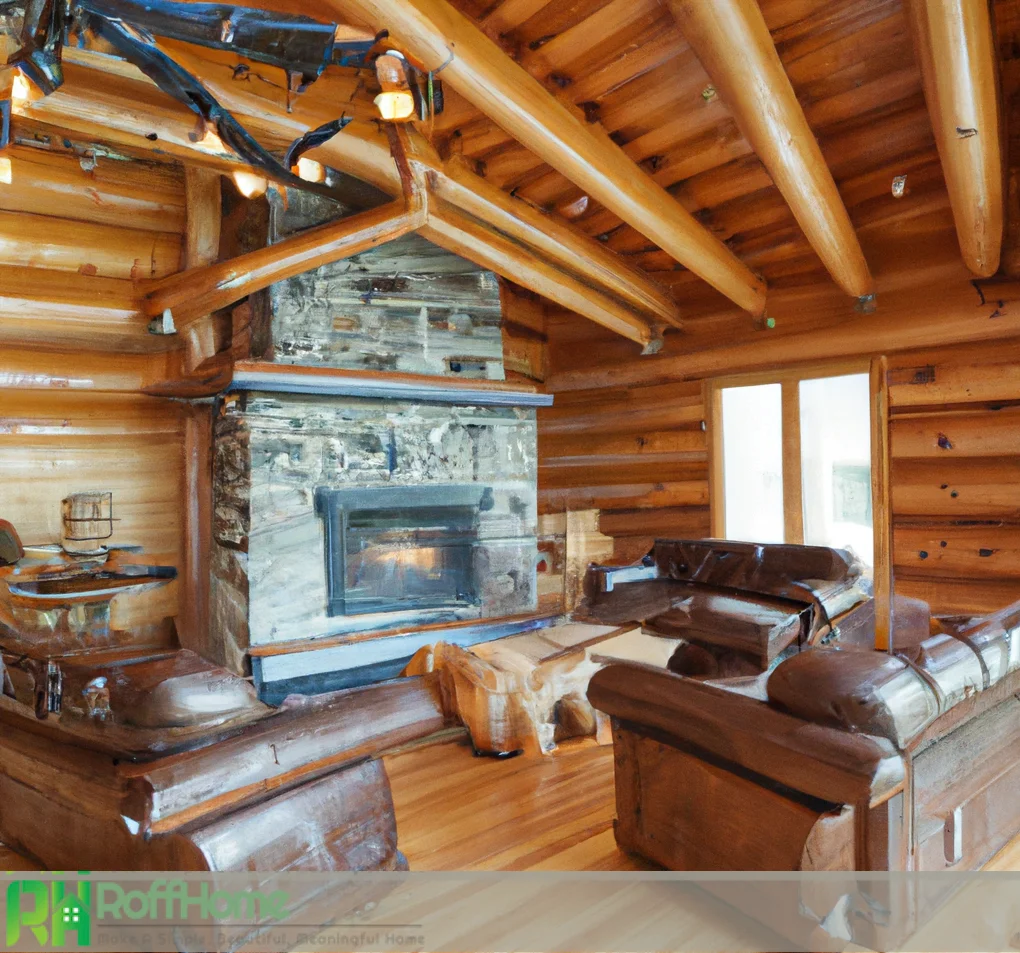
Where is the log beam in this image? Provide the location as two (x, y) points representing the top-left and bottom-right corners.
(292, 0), (768, 315)
(666, 0), (874, 305)
(905, 0), (1004, 276)
(25, 47), (675, 344)
(423, 201), (657, 349)
(144, 199), (421, 328)
(432, 155), (683, 329)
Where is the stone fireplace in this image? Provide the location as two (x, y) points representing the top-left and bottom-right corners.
(211, 388), (540, 700)
(208, 187), (546, 701)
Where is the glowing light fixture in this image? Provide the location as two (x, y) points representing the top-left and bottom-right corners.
(231, 169), (268, 198)
(198, 127), (227, 153)
(11, 71), (31, 106)
(0, 157), (11, 185)
(373, 53), (415, 122)
(296, 156), (326, 183)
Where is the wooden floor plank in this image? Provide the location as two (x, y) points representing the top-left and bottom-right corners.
(385, 737), (657, 871)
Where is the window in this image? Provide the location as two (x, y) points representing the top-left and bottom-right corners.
(712, 369), (874, 566)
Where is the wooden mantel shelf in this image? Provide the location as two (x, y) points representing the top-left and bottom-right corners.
(229, 361), (553, 407)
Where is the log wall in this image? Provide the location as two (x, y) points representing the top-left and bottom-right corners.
(537, 377), (710, 562)
(886, 340), (1020, 614)
(0, 392), (193, 643)
(541, 253), (1020, 616)
(0, 144), (186, 352)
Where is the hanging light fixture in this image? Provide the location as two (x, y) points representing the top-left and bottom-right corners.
(296, 156), (326, 183)
(373, 52), (414, 122)
(231, 169), (268, 198)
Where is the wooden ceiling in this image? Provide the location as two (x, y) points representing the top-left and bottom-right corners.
(3, 0), (1017, 367)
(430, 0), (1008, 293)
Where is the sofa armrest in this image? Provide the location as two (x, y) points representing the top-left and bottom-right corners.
(588, 662), (904, 807)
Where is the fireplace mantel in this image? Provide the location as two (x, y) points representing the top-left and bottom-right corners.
(230, 362), (553, 408)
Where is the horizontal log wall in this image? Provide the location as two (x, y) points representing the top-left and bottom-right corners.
(538, 378), (710, 562)
(0, 144), (186, 351)
(0, 392), (191, 643)
(887, 340), (1020, 614)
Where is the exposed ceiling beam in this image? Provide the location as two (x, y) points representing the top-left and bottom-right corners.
(666, 0), (874, 308)
(144, 198), (421, 328)
(18, 45), (664, 345)
(276, 0), (767, 316)
(429, 154), (683, 329)
(423, 200), (658, 349)
(905, 0), (1003, 277)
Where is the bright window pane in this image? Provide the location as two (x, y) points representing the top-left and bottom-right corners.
(799, 373), (873, 566)
(721, 383), (784, 543)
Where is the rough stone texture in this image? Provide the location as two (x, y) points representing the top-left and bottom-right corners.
(211, 391), (538, 664)
(267, 190), (504, 379)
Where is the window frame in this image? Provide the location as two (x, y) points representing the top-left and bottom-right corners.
(704, 360), (875, 544)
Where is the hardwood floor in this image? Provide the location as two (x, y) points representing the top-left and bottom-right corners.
(385, 734), (656, 871)
(7, 733), (1020, 876)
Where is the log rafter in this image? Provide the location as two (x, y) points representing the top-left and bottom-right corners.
(905, 0), (1004, 277)
(14, 44), (666, 349)
(665, 0), (874, 306)
(229, 0), (767, 316)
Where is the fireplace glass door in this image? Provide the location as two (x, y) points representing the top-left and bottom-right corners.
(315, 486), (486, 616)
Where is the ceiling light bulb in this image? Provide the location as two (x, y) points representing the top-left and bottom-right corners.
(0, 157), (11, 185)
(296, 157), (326, 183)
(374, 90), (415, 122)
(198, 127), (227, 153)
(231, 170), (268, 198)
(11, 71), (31, 105)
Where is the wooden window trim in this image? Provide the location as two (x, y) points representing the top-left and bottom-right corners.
(705, 358), (872, 541)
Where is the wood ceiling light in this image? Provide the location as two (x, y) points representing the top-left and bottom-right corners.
(296, 0), (769, 317)
(666, 0), (875, 307)
(905, 0), (1004, 277)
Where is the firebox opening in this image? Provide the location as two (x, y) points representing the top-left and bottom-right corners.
(315, 486), (488, 617)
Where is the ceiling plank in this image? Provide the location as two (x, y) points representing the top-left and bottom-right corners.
(301, 0), (768, 316)
(667, 0), (874, 305)
(905, 0), (1003, 276)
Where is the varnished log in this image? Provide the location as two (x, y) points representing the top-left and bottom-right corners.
(546, 264), (1020, 392)
(894, 525), (1020, 580)
(892, 458), (1020, 519)
(301, 0), (768, 316)
(27, 47), (679, 343)
(0, 146), (186, 233)
(905, 0), (1003, 276)
(599, 505), (711, 539)
(539, 429), (705, 460)
(872, 356), (893, 653)
(180, 167), (223, 369)
(539, 481), (709, 513)
(0, 266), (169, 352)
(666, 0), (873, 304)
(432, 155), (683, 329)
(423, 202), (656, 348)
(144, 200), (419, 328)
(891, 408), (1020, 458)
(0, 209), (181, 279)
